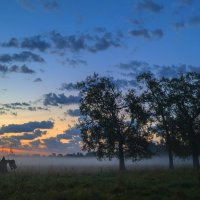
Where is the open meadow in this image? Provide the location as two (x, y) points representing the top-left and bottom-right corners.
(0, 157), (200, 200)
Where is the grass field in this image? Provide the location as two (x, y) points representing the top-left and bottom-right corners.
(0, 168), (200, 200)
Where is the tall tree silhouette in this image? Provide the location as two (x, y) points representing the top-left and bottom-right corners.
(137, 73), (175, 169)
(169, 72), (200, 168)
(78, 74), (152, 171)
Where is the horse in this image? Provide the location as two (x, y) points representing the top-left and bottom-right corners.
(0, 157), (17, 174)
(7, 159), (17, 170)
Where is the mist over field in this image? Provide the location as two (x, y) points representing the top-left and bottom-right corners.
(8, 156), (192, 172)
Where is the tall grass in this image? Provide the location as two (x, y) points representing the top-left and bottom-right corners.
(0, 167), (199, 200)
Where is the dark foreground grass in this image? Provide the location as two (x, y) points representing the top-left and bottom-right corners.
(0, 167), (200, 200)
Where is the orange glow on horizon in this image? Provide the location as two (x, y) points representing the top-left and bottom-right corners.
(0, 147), (49, 156)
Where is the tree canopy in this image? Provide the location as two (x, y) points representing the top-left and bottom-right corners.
(78, 74), (152, 171)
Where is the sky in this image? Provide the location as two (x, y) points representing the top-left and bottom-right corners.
(0, 0), (200, 155)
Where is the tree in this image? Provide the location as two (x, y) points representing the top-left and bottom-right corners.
(137, 73), (176, 169)
(78, 74), (152, 171)
(169, 72), (200, 168)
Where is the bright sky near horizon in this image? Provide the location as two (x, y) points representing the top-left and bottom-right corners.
(0, 0), (200, 155)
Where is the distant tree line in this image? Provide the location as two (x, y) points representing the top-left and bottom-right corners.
(48, 152), (96, 158)
(77, 72), (200, 171)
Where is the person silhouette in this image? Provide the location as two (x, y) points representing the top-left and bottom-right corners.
(0, 156), (8, 173)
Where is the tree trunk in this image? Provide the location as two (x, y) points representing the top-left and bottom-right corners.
(167, 145), (174, 169)
(191, 138), (199, 169)
(119, 142), (126, 171)
(162, 115), (174, 169)
(166, 133), (174, 169)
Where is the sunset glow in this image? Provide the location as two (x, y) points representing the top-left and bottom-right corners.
(0, 0), (200, 155)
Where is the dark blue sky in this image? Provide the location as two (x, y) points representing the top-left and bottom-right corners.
(0, 0), (200, 154)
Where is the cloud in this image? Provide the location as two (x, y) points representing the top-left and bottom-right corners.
(174, 15), (200, 30)
(65, 109), (81, 117)
(50, 31), (87, 52)
(129, 28), (163, 39)
(0, 129), (47, 149)
(41, 0), (59, 11)
(136, 0), (163, 13)
(116, 60), (200, 78)
(0, 64), (35, 74)
(88, 32), (122, 53)
(59, 127), (80, 140)
(129, 19), (144, 25)
(41, 127), (81, 152)
(63, 58), (87, 67)
(18, 0), (59, 11)
(33, 77), (43, 82)
(2, 30), (123, 54)
(30, 139), (42, 147)
(174, 21), (186, 30)
(19, 65), (35, 73)
(117, 60), (149, 70)
(3, 102), (30, 109)
(43, 93), (80, 106)
(6, 129), (47, 140)
(1, 102), (48, 115)
(189, 15), (200, 26)
(1, 37), (19, 47)
(0, 121), (54, 134)
(59, 82), (78, 91)
(21, 35), (51, 52)
(0, 51), (45, 63)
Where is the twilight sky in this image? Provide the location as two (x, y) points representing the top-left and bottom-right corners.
(0, 0), (200, 155)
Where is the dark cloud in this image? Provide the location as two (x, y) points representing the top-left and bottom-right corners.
(94, 27), (107, 33)
(21, 35), (51, 52)
(174, 21), (186, 30)
(0, 64), (35, 74)
(129, 28), (163, 39)
(136, 0), (163, 13)
(0, 107), (7, 115)
(43, 93), (80, 106)
(41, 0), (59, 11)
(58, 127), (80, 140)
(40, 30), (122, 53)
(30, 139), (42, 147)
(0, 64), (9, 73)
(41, 127), (81, 152)
(174, 15), (200, 30)
(50, 31), (87, 52)
(65, 109), (81, 117)
(88, 32), (122, 53)
(0, 51), (45, 63)
(129, 19), (144, 25)
(20, 65), (35, 73)
(59, 82), (78, 91)
(116, 60), (200, 78)
(63, 58), (87, 67)
(1, 102), (48, 115)
(2, 29), (123, 54)
(7, 129), (47, 141)
(3, 102), (30, 109)
(1, 37), (19, 47)
(33, 77), (43, 82)
(0, 129), (47, 149)
(189, 15), (200, 26)
(18, 0), (59, 11)
(117, 60), (149, 70)
(0, 121), (54, 135)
